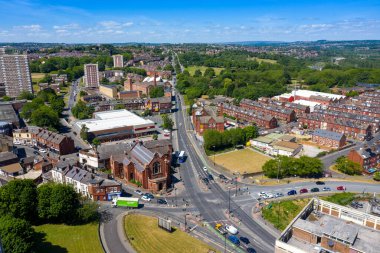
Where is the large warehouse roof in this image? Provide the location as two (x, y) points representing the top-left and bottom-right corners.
(75, 109), (155, 132)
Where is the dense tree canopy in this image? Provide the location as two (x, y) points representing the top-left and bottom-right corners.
(335, 156), (362, 175)
(71, 100), (94, 119)
(149, 86), (165, 98)
(262, 156), (323, 179)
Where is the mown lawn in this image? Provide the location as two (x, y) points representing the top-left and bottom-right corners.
(247, 57), (277, 64)
(185, 66), (224, 76)
(33, 223), (103, 253)
(262, 199), (310, 230)
(31, 72), (45, 82)
(124, 214), (217, 253)
(213, 148), (272, 174)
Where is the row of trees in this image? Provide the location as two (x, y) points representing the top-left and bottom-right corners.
(203, 126), (259, 153)
(262, 156), (324, 179)
(0, 180), (98, 253)
(20, 89), (64, 131)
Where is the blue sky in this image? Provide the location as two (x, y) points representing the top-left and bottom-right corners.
(0, 0), (379, 43)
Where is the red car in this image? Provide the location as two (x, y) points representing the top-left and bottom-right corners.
(337, 186), (346, 191)
(300, 188), (308, 194)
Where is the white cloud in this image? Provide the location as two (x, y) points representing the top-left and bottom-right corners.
(14, 24), (42, 32)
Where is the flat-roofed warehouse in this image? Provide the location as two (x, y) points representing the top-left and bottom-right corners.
(73, 109), (156, 142)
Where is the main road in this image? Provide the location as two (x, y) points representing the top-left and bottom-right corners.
(175, 92), (276, 252)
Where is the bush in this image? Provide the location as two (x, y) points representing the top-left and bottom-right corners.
(325, 193), (356, 206)
(76, 202), (99, 224)
(335, 157), (362, 175)
(373, 172), (380, 181)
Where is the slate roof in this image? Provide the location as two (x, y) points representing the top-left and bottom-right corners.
(131, 144), (155, 165)
(312, 129), (344, 141)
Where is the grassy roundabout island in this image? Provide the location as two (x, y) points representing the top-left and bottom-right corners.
(124, 214), (217, 253)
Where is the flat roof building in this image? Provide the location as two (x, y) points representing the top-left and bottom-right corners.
(276, 198), (380, 253)
(84, 64), (99, 88)
(74, 109), (156, 142)
(0, 49), (33, 97)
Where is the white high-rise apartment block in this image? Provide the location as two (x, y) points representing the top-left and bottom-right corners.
(84, 64), (99, 87)
(112, 55), (123, 68)
(0, 48), (33, 97)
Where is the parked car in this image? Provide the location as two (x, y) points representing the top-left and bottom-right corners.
(258, 192), (267, 198)
(274, 193), (284, 198)
(322, 187), (331, 191)
(310, 187), (320, 192)
(208, 174), (214, 181)
(39, 149), (47, 153)
(300, 188), (308, 194)
(228, 235), (240, 245)
(287, 190), (297, 196)
(351, 201), (363, 208)
(219, 174), (227, 180)
(134, 189), (143, 195)
(33, 151), (39, 155)
(316, 181), (325, 185)
(144, 193), (154, 199)
(240, 237), (250, 244)
(203, 166), (208, 172)
(13, 141), (21, 145)
(247, 248), (256, 253)
(225, 225), (238, 235)
(202, 178), (209, 185)
(215, 223), (227, 235)
(337, 186), (346, 191)
(141, 195), (151, 201)
(157, 199), (167, 205)
(266, 193), (274, 199)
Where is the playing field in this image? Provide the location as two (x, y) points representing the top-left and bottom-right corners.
(124, 214), (217, 253)
(247, 57), (277, 64)
(213, 148), (272, 174)
(185, 66), (224, 76)
(31, 72), (45, 82)
(33, 223), (103, 253)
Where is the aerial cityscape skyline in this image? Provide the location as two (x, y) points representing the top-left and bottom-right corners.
(0, 0), (379, 43)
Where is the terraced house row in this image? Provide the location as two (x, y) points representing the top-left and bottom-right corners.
(239, 98), (296, 123)
(218, 103), (278, 129)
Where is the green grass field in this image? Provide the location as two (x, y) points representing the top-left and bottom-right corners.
(31, 73), (45, 82)
(33, 223), (103, 253)
(124, 214), (217, 253)
(262, 199), (310, 230)
(247, 57), (277, 64)
(185, 66), (224, 76)
(213, 148), (272, 174)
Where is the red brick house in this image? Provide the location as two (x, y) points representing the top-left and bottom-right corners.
(110, 141), (172, 192)
(218, 103), (277, 129)
(348, 144), (380, 171)
(311, 129), (346, 148)
(193, 107), (224, 135)
(30, 127), (75, 155)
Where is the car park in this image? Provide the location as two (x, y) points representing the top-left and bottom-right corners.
(300, 188), (308, 194)
(322, 187), (331, 191)
(311, 187), (320, 192)
(240, 237), (250, 244)
(316, 181), (325, 185)
(274, 193), (284, 198)
(337, 186), (346, 191)
(141, 195), (151, 201)
(287, 190), (297, 196)
(228, 235), (240, 245)
(134, 189), (143, 195)
(351, 201), (363, 209)
(225, 225), (238, 235)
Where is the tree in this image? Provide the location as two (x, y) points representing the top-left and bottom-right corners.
(142, 108), (152, 116)
(345, 90), (359, 97)
(71, 100), (94, 119)
(161, 114), (174, 130)
(0, 180), (37, 222)
(114, 104), (125, 110)
(243, 125), (259, 140)
(92, 138), (101, 150)
(79, 90), (88, 97)
(17, 91), (35, 100)
(152, 133), (158, 140)
(76, 202), (99, 224)
(373, 172), (380, 181)
(0, 216), (36, 253)
(194, 69), (202, 77)
(80, 124), (89, 141)
(37, 183), (52, 221)
(50, 97), (65, 115)
(30, 105), (60, 130)
(204, 67), (216, 78)
(335, 157), (362, 175)
(1, 95), (12, 101)
(149, 86), (165, 98)
(47, 184), (80, 224)
(163, 64), (174, 72)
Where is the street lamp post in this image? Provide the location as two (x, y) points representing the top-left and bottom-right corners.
(224, 233), (227, 253)
(276, 157), (281, 183)
(213, 145), (216, 166)
(174, 188), (177, 207)
(228, 187), (231, 218)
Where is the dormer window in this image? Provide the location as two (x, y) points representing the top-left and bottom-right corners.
(153, 162), (161, 175)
